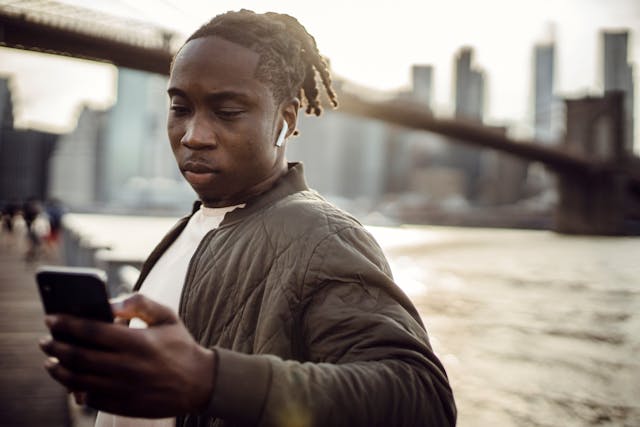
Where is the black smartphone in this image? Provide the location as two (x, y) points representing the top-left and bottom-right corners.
(36, 265), (114, 324)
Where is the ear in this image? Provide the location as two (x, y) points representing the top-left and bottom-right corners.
(281, 98), (300, 138)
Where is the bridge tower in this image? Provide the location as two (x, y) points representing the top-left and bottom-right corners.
(555, 92), (626, 234)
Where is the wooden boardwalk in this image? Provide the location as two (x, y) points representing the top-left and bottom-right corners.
(0, 244), (71, 427)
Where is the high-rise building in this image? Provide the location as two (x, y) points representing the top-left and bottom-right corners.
(101, 68), (179, 204)
(533, 44), (556, 143)
(380, 65), (438, 196)
(527, 43), (560, 203)
(454, 48), (484, 121)
(0, 78), (14, 129)
(450, 47), (485, 201)
(287, 108), (389, 205)
(603, 31), (635, 154)
(0, 78), (58, 202)
(411, 65), (434, 107)
(48, 107), (107, 207)
(49, 68), (195, 211)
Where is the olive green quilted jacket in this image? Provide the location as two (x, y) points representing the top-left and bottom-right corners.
(133, 163), (456, 427)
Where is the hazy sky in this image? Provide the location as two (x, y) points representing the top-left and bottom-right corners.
(0, 0), (638, 144)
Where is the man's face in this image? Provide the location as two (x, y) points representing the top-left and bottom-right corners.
(167, 36), (289, 207)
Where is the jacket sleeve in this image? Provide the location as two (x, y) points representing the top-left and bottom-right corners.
(206, 226), (457, 427)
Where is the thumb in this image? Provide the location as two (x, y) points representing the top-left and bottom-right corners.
(110, 294), (178, 326)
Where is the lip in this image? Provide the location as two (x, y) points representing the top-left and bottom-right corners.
(181, 160), (217, 174)
(181, 160), (220, 187)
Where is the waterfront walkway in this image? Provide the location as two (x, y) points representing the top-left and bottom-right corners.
(0, 244), (70, 427)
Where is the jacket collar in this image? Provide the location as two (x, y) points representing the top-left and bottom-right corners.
(134, 162), (309, 292)
(191, 162), (309, 227)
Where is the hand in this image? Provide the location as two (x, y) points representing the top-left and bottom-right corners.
(39, 294), (216, 418)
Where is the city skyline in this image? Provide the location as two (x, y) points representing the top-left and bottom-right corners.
(0, 0), (638, 150)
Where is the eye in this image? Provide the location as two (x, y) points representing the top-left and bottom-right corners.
(216, 109), (244, 120)
(170, 104), (190, 116)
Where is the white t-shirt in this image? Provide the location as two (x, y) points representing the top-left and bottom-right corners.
(95, 204), (242, 427)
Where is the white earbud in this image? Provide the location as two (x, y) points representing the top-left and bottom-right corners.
(275, 121), (288, 147)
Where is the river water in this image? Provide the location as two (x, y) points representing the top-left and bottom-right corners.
(377, 226), (640, 427)
(63, 215), (640, 426)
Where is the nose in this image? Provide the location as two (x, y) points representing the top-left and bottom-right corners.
(181, 114), (217, 149)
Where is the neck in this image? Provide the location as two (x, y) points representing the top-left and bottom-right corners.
(201, 162), (288, 208)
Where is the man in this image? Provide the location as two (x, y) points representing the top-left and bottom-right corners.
(40, 10), (456, 427)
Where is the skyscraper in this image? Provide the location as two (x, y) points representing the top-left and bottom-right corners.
(533, 44), (555, 143)
(411, 65), (434, 108)
(0, 78), (14, 129)
(454, 48), (484, 121)
(48, 107), (107, 207)
(451, 48), (485, 201)
(0, 78), (58, 202)
(603, 31), (635, 154)
(49, 68), (195, 211)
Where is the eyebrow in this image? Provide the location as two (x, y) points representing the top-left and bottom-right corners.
(167, 88), (253, 104)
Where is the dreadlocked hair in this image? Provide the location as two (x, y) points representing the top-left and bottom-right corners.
(185, 9), (338, 119)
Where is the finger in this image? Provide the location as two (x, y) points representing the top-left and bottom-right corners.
(45, 314), (142, 352)
(111, 293), (178, 326)
(40, 334), (138, 377)
(44, 357), (119, 394)
(38, 335), (53, 355)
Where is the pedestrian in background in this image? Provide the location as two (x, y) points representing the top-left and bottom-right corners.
(44, 198), (65, 256)
(23, 198), (49, 262)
